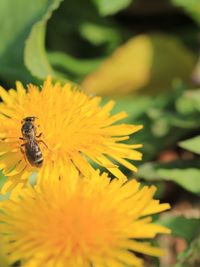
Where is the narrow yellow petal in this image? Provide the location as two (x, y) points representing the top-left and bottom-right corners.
(0, 86), (13, 105)
(121, 240), (165, 257)
(102, 100), (115, 113)
(102, 124), (143, 136)
(104, 111), (127, 126)
(110, 155), (138, 172)
(72, 152), (95, 177)
(96, 154), (127, 182)
(142, 200), (171, 216)
(110, 250), (143, 267)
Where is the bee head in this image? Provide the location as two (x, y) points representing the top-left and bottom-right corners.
(21, 116), (37, 124)
(21, 120), (36, 140)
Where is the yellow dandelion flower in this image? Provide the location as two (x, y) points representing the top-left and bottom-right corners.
(0, 77), (142, 194)
(0, 171), (170, 267)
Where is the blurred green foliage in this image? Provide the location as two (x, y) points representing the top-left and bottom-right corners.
(171, 0), (200, 25)
(175, 232), (200, 267)
(179, 135), (200, 154)
(0, 0), (200, 266)
(160, 215), (200, 243)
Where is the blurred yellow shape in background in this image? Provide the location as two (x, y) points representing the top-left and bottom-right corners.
(82, 34), (195, 96)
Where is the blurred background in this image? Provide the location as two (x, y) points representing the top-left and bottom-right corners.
(0, 0), (200, 266)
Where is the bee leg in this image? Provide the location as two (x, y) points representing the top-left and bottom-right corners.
(37, 135), (51, 151)
(21, 164), (28, 173)
(36, 132), (42, 138)
(15, 158), (27, 171)
(20, 144), (29, 164)
(20, 143), (25, 153)
(38, 139), (49, 150)
(19, 139), (27, 159)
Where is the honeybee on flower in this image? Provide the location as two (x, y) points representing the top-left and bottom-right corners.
(0, 77), (142, 193)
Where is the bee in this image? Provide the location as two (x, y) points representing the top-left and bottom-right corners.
(20, 116), (44, 168)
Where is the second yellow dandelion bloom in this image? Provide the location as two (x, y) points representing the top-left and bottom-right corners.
(0, 77), (142, 193)
(0, 171), (170, 267)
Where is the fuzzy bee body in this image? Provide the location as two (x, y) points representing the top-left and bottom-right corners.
(21, 116), (44, 168)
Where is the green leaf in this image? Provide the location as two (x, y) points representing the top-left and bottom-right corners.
(92, 0), (132, 16)
(47, 0), (122, 56)
(158, 168), (200, 194)
(171, 0), (200, 25)
(159, 215), (200, 243)
(105, 95), (153, 121)
(80, 23), (120, 46)
(137, 160), (200, 194)
(176, 89), (200, 115)
(24, 0), (64, 80)
(48, 52), (102, 77)
(179, 135), (200, 154)
(0, 0), (57, 84)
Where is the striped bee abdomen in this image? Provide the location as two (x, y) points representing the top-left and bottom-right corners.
(25, 140), (43, 168)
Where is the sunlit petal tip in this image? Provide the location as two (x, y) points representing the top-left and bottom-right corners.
(149, 185), (157, 194)
(162, 203), (171, 211)
(132, 124), (143, 132)
(0, 86), (12, 105)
